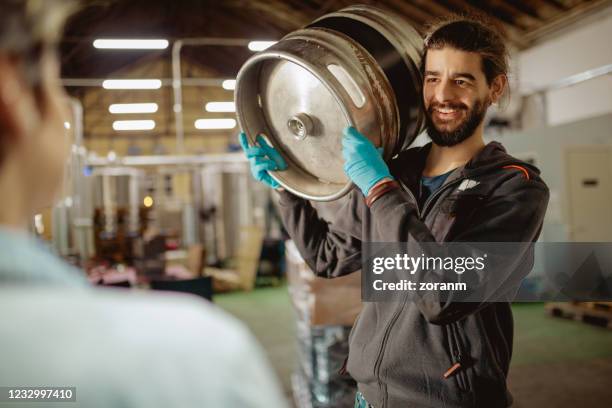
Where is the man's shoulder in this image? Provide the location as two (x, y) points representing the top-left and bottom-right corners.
(461, 141), (547, 192)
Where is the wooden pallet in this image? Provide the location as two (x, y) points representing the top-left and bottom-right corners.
(545, 302), (612, 329)
(582, 302), (612, 312)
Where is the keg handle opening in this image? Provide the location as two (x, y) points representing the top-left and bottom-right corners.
(287, 113), (314, 141)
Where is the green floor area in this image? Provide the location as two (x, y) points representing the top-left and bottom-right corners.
(216, 284), (612, 406)
(215, 284), (297, 394)
(512, 303), (612, 365)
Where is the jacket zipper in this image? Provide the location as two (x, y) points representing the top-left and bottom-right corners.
(421, 176), (466, 218)
(447, 322), (470, 391)
(373, 176), (468, 405)
(398, 175), (466, 220)
(373, 297), (407, 408)
(366, 182), (409, 407)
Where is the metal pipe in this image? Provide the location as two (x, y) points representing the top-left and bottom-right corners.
(63, 37), (263, 156)
(62, 77), (227, 87)
(522, 63), (612, 95)
(171, 37), (255, 155)
(70, 98), (84, 146)
(87, 153), (247, 167)
(172, 40), (185, 154)
(68, 98), (94, 261)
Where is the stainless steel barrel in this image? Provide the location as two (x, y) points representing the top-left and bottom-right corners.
(235, 5), (424, 201)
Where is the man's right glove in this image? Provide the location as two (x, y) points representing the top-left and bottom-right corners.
(238, 132), (288, 189)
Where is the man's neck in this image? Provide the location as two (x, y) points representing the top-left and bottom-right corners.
(423, 128), (485, 177)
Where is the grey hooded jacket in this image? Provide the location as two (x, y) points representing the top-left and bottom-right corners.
(276, 141), (549, 408)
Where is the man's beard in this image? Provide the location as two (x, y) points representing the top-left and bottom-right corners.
(425, 98), (489, 147)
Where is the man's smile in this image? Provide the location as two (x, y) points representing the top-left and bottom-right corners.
(429, 104), (468, 126)
(433, 107), (464, 122)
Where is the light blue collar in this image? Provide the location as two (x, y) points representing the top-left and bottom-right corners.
(0, 227), (89, 287)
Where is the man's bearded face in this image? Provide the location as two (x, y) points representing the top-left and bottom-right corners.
(422, 47), (494, 147)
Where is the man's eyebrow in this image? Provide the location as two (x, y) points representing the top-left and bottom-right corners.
(451, 72), (476, 81)
(424, 71), (477, 81)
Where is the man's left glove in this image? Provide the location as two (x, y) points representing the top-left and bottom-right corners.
(342, 126), (392, 196)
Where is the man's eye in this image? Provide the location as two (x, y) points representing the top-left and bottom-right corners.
(426, 77), (439, 83)
(455, 80), (467, 86)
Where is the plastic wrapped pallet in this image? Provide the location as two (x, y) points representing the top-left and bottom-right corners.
(292, 323), (357, 408)
(286, 240), (361, 408)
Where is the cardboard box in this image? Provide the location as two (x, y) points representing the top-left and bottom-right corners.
(286, 240), (362, 326)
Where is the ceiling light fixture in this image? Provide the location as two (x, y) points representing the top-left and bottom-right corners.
(93, 39), (169, 49)
(103, 79), (162, 89)
(248, 41), (277, 51)
(194, 118), (236, 130)
(222, 79), (236, 90)
(205, 101), (235, 112)
(109, 103), (159, 114)
(112, 120), (156, 131)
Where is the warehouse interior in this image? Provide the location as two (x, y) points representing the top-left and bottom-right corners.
(2, 0), (612, 407)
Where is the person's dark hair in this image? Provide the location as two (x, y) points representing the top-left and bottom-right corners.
(422, 15), (509, 89)
(0, 0), (75, 87)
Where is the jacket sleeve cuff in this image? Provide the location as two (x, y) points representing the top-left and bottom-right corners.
(369, 187), (417, 215)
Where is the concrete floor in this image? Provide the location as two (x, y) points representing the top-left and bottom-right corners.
(216, 285), (612, 407)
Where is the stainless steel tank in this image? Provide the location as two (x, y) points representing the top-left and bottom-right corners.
(235, 5), (424, 201)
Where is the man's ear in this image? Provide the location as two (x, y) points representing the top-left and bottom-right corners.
(0, 56), (39, 143)
(489, 74), (507, 104)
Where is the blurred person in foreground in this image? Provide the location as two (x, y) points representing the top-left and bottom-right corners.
(0, 1), (286, 407)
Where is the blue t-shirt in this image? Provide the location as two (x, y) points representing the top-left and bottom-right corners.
(419, 169), (454, 208)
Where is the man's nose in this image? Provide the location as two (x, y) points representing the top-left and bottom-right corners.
(434, 79), (456, 104)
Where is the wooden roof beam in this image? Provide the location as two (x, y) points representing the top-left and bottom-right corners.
(378, 0), (436, 31)
(486, 0), (544, 29)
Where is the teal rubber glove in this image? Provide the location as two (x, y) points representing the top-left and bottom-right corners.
(342, 126), (392, 196)
(238, 132), (288, 189)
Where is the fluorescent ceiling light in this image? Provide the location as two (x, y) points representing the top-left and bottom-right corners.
(103, 79), (162, 89)
(194, 118), (236, 130)
(109, 103), (159, 114)
(205, 101), (235, 112)
(222, 79), (236, 90)
(93, 39), (169, 49)
(248, 41), (277, 51)
(113, 120), (156, 131)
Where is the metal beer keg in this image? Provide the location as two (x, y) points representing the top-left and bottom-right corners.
(235, 5), (424, 201)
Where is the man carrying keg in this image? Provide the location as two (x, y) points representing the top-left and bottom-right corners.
(240, 16), (548, 408)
